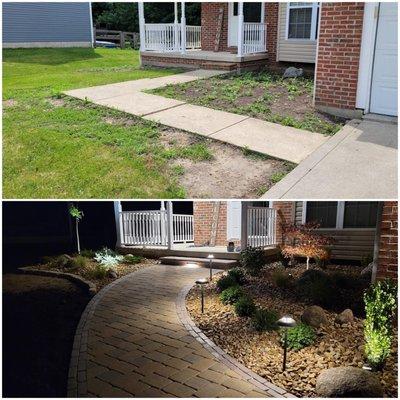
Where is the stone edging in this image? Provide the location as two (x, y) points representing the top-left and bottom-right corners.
(176, 283), (296, 398)
(18, 267), (97, 296)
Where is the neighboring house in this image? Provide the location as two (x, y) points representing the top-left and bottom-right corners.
(2, 2), (93, 48)
(139, 2), (398, 118)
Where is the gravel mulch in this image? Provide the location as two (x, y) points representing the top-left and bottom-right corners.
(186, 264), (398, 397)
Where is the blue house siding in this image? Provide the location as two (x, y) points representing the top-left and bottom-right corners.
(3, 2), (93, 47)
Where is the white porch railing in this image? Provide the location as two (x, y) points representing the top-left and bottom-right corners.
(242, 23), (267, 55)
(143, 23), (201, 52)
(247, 206), (276, 247)
(120, 210), (194, 246)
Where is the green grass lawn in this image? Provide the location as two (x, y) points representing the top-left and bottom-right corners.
(3, 48), (195, 198)
(149, 72), (344, 136)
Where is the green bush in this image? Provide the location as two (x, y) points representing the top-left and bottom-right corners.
(240, 247), (266, 276)
(234, 296), (256, 317)
(66, 255), (88, 270)
(123, 254), (144, 264)
(88, 265), (108, 279)
(216, 275), (238, 291)
(271, 268), (292, 288)
(44, 254), (70, 268)
(251, 308), (278, 332)
(364, 279), (397, 369)
(285, 323), (316, 351)
(227, 267), (246, 285)
(220, 286), (244, 305)
(80, 249), (95, 258)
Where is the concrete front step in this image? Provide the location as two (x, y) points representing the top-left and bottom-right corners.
(160, 256), (238, 269)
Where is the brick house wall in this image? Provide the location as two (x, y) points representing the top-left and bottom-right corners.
(376, 202), (398, 280)
(273, 202), (295, 245)
(193, 201), (229, 247)
(314, 2), (364, 115)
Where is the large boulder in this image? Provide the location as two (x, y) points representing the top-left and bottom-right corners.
(361, 262), (373, 277)
(335, 309), (354, 325)
(301, 305), (328, 328)
(316, 366), (384, 397)
(283, 66), (303, 78)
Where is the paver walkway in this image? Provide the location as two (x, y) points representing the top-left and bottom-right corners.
(68, 264), (290, 398)
(65, 70), (328, 164)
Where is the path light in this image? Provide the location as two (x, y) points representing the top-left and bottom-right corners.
(207, 254), (214, 281)
(277, 315), (297, 372)
(196, 278), (208, 313)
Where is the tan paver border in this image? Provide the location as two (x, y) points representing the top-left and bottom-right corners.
(176, 283), (296, 398)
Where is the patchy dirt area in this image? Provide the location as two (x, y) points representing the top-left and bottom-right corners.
(186, 263), (398, 398)
(159, 127), (294, 198)
(3, 98), (18, 108)
(3, 273), (90, 397)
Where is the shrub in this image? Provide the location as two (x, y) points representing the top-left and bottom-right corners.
(251, 308), (278, 332)
(81, 249), (95, 258)
(240, 247), (266, 276)
(364, 279), (397, 369)
(234, 296), (256, 317)
(66, 255), (88, 270)
(89, 265), (108, 279)
(285, 323), (316, 351)
(271, 268), (292, 288)
(44, 255), (70, 268)
(94, 248), (123, 268)
(220, 286), (244, 305)
(216, 275), (238, 291)
(227, 267), (246, 285)
(123, 254), (144, 264)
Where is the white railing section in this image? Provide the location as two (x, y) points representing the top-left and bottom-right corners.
(247, 207), (276, 247)
(120, 211), (194, 246)
(173, 214), (194, 243)
(143, 23), (201, 52)
(243, 23), (267, 55)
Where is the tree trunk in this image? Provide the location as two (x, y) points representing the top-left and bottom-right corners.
(76, 219), (81, 254)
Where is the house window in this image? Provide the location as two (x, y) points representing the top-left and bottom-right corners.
(233, 2), (238, 16)
(305, 202), (337, 228)
(287, 2), (319, 40)
(244, 2), (262, 23)
(343, 202), (378, 228)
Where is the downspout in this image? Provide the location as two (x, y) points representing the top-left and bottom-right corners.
(88, 2), (94, 47)
(371, 202), (384, 283)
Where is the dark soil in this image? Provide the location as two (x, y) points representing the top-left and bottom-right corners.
(2, 273), (90, 397)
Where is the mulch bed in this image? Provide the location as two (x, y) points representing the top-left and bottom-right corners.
(186, 263), (398, 397)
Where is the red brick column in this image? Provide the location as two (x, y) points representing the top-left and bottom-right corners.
(265, 3), (279, 67)
(376, 202), (398, 280)
(314, 2), (364, 115)
(273, 202), (295, 244)
(201, 3), (229, 52)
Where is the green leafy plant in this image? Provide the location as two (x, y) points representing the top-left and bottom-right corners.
(69, 204), (84, 254)
(227, 268), (246, 285)
(80, 249), (95, 258)
(220, 286), (244, 305)
(271, 268), (292, 288)
(123, 254), (144, 264)
(240, 247), (266, 276)
(234, 296), (256, 317)
(285, 323), (316, 351)
(66, 255), (88, 270)
(251, 308), (278, 332)
(94, 247), (123, 268)
(216, 275), (238, 291)
(89, 264), (108, 279)
(364, 279), (397, 369)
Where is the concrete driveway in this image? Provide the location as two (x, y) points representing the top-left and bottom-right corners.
(264, 119), (397, 199)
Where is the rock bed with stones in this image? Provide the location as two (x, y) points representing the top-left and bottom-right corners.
(186, 264), (397, 397)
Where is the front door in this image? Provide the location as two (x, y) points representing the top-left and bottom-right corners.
(227, 201), (242, 241)
(228, 2), (263, 47)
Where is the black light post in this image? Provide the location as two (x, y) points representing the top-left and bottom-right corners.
(207, 254), (214, 281)
(196, 278), (208, 313)
(277, 315), (297, 372)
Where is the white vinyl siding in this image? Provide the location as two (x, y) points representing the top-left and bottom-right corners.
(277, 3), (317, 63)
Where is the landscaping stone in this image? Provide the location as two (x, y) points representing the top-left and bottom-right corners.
(360, 262), (373, 277)
(301, 305), (328, 328)
(107, 269), (118, 279)
(335, 309), (354, 325)
(283, 67), (303, 78)
(315, 366), (384, 397)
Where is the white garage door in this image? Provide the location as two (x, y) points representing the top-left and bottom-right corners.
(370, 2), (398, 116)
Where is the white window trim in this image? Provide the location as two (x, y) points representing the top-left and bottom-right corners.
(302, 201), (376, 231)
(286, 2), (319, 41)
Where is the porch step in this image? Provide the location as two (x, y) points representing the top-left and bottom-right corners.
(160, 256), (238, 270)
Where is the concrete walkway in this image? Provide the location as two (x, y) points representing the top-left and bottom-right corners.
(68, 264), (290, 397)
(65, 70), (328, 164)
(263, 119), (398, 199)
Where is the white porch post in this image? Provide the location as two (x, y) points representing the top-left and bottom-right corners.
(174, 2), (180, 51)
(138, 2), (145, 51)
(180, 1), (186, 54)
(240, 201), (248, 250)
(160, 201), (167, 246)
(114, 201), (123, 247)
(237, 2), (244, 57)
(166, 201), (174, 250)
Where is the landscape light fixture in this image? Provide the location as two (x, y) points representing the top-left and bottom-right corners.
(277, 315), (297, 372)
(207, 254), (214, 281)
(196, 278), (208, 313)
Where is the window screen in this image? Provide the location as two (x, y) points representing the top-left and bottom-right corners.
(306, 202), (337, 228)
(343, 202), (378, 228)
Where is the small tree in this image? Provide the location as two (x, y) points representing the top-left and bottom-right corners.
(69, 204), (84, 254)
(281, 222), (332, 270)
